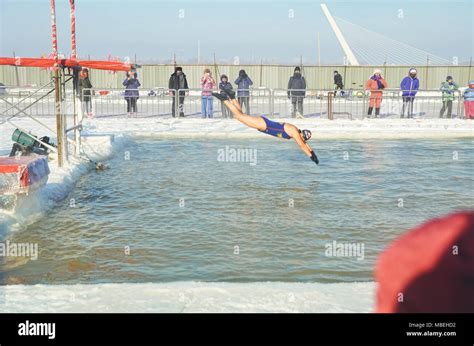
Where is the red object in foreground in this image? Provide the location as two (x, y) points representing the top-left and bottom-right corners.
(375, 211), (474, 313)
(464, 101), (474, 119)
(0, 155), (50, 194)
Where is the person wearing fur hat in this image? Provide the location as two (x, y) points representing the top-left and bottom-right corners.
(365, 69), (388, 118)
(219, 74), (233, 118)
(463, 80), (474, 119)
(168, 66), (189, 117)
(400, 68), (419, 118)
(234, 69), (253, 114)
(287, 66), (307, 117)
(439, 76), (459, 118)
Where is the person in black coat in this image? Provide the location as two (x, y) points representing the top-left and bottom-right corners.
(168, 66), (189, 117)
(334, 70), (344, 96)
(287, 66), (306, 117)
(79, 68), (93, 117)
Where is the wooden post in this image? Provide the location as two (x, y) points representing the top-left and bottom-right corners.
(54, 67), (64, 167)
(328, 91), (334, 120)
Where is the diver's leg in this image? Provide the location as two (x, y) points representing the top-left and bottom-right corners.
(224, 100), (266, 130)
(230, 98), (242, 112)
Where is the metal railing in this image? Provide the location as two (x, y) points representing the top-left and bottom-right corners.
(362, 89), (464, 119)
(1, 85), (467, 120)
(80, 88), (176, 118)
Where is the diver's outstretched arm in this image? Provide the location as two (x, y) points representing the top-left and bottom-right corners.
(285, 125), (319, 164)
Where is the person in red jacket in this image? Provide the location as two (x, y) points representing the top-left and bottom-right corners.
(365, 69), (388, 118)
(375, 211), (474, 313)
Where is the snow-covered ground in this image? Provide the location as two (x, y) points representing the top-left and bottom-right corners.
(0, 281), (375, 313)
(84, 117), (474, 139)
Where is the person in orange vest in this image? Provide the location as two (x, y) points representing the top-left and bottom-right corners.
(365, 69), (388, 118)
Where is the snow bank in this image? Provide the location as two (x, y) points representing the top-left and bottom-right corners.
(0, 134), (121, 238)
(0, 281), (375, 313)
(87, 117), (474, 139)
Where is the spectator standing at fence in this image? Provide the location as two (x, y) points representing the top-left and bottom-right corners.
(219, 74), (233, 118)
(200, 68), (216, 118)
(365, 69), (388, 118)
(439, 76), (459, 118)
(463, 80), (474, 119)
(79, 68), (93, 118)
(400, 68), (419, 118)
(123, 71), (141, 117)
(168, 66), (189, 117)
(287, 66), (307, 117)
(235, 69), (253, 114)
(333, 70), (344, 96)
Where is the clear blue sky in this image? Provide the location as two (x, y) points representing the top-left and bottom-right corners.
(0, 0), (472, 64)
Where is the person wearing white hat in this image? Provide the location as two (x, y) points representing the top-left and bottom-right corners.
(400, 68), (420, 118)
(365, 69), (388, 118)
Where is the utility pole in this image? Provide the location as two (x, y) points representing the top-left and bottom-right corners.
(197, 40), (201, 64)
(425, 55), (430, 89)
(317, 32), (321, 67)
(317, 32), (321, 89)
(54, 67), (64, 167)
(468, 57), (472, 82)
(13, 51), (20, 86)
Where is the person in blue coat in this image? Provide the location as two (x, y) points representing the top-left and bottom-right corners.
(400, 68), (420, 118)
(123, 71), (141, 116)
(234, 69), (253, 114)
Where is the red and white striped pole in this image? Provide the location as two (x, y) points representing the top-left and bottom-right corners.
(70, 0), (76, 59)
(51, 0), (58, 58)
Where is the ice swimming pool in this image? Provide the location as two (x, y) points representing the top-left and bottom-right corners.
(1, 137), (472, 285)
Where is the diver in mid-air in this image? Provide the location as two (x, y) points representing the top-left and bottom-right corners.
(213, 89), (319, 165)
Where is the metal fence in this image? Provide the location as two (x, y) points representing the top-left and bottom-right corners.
(0, 86), (467, 120)
(2, 64), (473, 90)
